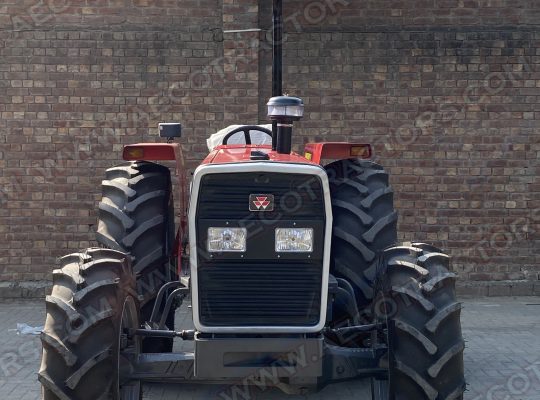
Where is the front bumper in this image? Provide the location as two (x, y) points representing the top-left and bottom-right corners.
(128, 335), (387, 393)
(195, 335), (323, 379)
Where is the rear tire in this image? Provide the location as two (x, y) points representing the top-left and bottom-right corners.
(97, 161), (176, 353)
(39, 248), (141, 400)
(372, 243), (465, 400)
(326, 159), (398, 309)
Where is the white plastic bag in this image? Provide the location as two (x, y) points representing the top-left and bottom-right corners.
(14, 323), (43, 336)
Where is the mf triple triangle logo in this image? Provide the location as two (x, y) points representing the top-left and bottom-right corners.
(249, 194), (275, 211)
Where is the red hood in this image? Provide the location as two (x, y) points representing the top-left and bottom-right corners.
(202, 145), (318, 166)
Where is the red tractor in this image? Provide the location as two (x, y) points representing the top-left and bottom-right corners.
(39, 2), (465, 399)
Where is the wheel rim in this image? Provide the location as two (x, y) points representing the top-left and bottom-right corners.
(117, 297), (141, 400)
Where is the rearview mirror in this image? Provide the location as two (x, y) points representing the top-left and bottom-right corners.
(159, 123), (182, 139)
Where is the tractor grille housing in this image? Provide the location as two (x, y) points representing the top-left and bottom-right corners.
(194, 170), (327, 329)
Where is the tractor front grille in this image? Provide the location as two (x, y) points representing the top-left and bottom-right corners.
(194, 170), (327, 329)
(198, 262), (322, 326)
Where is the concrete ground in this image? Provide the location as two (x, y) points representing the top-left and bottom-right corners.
(1, 297), (539, 399)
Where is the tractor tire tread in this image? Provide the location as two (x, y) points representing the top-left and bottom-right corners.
(388, 259), (429, 277)
(97, 161), (176, 353)
(134, 246), (164, 275)
(52, 269), (85, 288)
(326, 159), (398, 308)
(45, 295), (81, 325)
(40, 331), (77, 367)
(98, 202), (134, 230)
(80, 258), (126, 275)
(58, 253), (92, 267)
(395, 360), (438, 400)
(67, 308), (115, 344)
(359, 186), (392, 209)
(362, 211), (398, 243)
(390, 286), (435, 312)
(334, 227), (375, 262)
(356, 169), (390, 186)
(425, 302), (462, 334)
(427, 341), (465, 379)
(65, 346), (111, 390)
(101, 180), (136, 200)
(378, 244), (465, 400)
(331, 199), (373, 225)
(422, 273), (458, 293)
(95, 232), (123, 251)
(394, 318), (438, 355)
(38, 372), (71, 400)
(73, 279), (119, 305)
(121, 215), (164, 248)
(40, 250), (137, 400)
(125, 190), (167, 213)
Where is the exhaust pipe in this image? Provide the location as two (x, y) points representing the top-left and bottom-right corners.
(271, 0), (283, 151)
(267, 96), (304, 154)
(272, 0), (283, 99)
(268, 0), (305, 154)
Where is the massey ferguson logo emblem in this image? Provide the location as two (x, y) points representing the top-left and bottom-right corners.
(249, 194), (274, 211)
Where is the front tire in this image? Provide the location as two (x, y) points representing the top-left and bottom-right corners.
(373, 243), (465, 400)
(39, 248), (141, 400)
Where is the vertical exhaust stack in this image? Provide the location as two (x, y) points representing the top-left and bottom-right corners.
(272, 0), (283, 99)
(269, 0), (304, 154)
(267, 96), (304, 154)
(271, 0), (283, 151)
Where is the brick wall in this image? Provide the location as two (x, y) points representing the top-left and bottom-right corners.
(275, 0), (540, 290)
(0, 1), (539, 293)
(0, 0), (225, 283)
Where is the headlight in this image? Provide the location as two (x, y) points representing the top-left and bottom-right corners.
(208, 227), (247, 252)
(275, 228), (314, 252)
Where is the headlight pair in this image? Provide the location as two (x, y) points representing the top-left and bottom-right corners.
(207, 227), (313, 253)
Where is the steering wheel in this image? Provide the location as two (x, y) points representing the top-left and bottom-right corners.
(222, 125), (273, 145)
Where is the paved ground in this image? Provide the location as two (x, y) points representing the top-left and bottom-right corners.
(1, 297), (539, 399)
